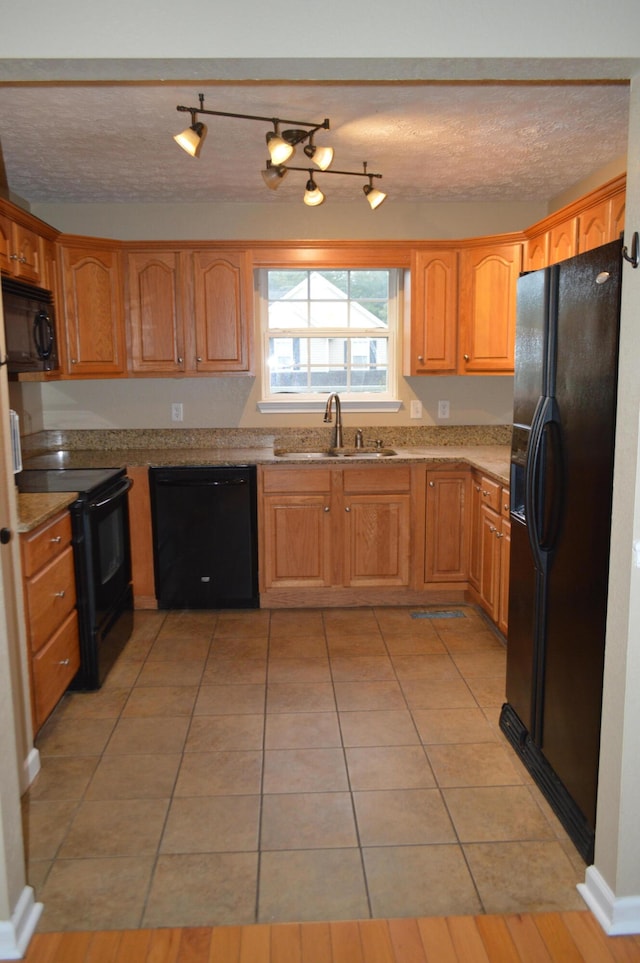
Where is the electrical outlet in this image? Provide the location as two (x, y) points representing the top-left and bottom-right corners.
(410, 400), (422, 419)
(438, 400), (450, 419)
(171, 403), (183, 422)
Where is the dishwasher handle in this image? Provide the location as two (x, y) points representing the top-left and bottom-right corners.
(155, 477), (248, 488)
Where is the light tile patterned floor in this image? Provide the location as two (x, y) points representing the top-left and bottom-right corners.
(23, 605), (587, 932)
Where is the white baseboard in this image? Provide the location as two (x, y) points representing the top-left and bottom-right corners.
(578, 865), (640, 935)
(21, 746), (41, 792)
(0, 886), (43, 959)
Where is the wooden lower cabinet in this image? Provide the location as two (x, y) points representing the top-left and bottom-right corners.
(20, 510), (80, 732)
(258, 464), (412, 603)
(127, 466), (157, 608)
(468, 471), (510, 633)
(423, 469), (470, 583)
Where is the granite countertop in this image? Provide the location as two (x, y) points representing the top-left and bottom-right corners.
(17, 491), (78, 534)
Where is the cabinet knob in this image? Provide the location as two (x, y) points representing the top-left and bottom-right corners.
(177, 356), (183, 364)
(57, 658), (70, 666)
(196, 356), (202, 363)
(345, 506), (351, 513)
(482, 490), (489, 496)
(50, 535), (62, 544)
(71, 358), (77, 364)
(429, 480), (435, 488)
(9, 253), (19, 261)
(323, 506), (330, 513)
(496, 531), (504, 538)
(464, 354), (470, 361)
(417, 355), (424, 362)
(489, 525), (496, 534)
(54, 590), (66, 598)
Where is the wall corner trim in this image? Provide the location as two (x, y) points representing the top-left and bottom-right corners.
(578, 864), (640, 935)
(0, 886), (43, 960)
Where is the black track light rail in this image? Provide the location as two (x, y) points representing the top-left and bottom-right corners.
(279, 164), (383, 180)
(176, 94), (330, 136)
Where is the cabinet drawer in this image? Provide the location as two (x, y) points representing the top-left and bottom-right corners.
(24, 545), (77, 652)
(21, 512), (72, 578)
(343, 466), (411, 494)
(261, 467), (332, 494)
(477, 476), (502, 513)
(32, 610), (80, 728)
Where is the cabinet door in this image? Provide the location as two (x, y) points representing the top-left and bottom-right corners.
(524, 233), (548, 272)
(127, 251), (185, 373)
(60, 245), (126, 375)
(192, 250), (252, 373)
(478, 503), (502, 620)
(459, 242), (521, 373)
(343, 493), (411, 587)
(497, 517), (511, 636)
(610, 191), (625, 242)
(0, 214), (43, 283)
(127, 466), (156, 607)
(409, 249), (458, 374)
(548, 217), (578, 265)
(424, 470), (470, 582)
(468, 473), (483, 590)
(578, 201), (610, 254)
(262, 494), (333, 588)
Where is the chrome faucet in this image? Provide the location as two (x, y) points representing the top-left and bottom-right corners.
(323, 393), (343, 448)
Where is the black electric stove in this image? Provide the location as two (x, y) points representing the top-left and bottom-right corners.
(16, 467), (126, 496)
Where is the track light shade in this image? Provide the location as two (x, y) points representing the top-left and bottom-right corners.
(303, 142), (334, 171)
(363, 183), (387, 210)
(262, 164), (288, 190)
(304, 176), (325, 207)
(174, 122), (207, 157)
(266, 132), (295, 165)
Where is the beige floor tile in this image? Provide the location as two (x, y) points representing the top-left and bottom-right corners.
(363, 844), (482, 918)
(85, 753), (182, 800)
(464, 675), (507, 707)
(326, 635), (388, 658)
(24, 757), (99, 801)
(174, 750), (263, 796)
(143, 852), (259, 927)
(36, 716), (116, 757)
(122, 685), (198, 717)
(26, 858), (51, 896)
(22, 799), (79, 861)
(157, 610), (217, 640)
(401, 677), (476, 710)
(263, 748), (348, 793)
(118, 636), (156, 662)
(353, 789), (456, 846)
(427, 742), (523, 788)
(334, 681), (406, 712)
(267, 657), (331, 684)
(160, 795), (260, 853)
(194, 684), (266, 715)
(100, 660), (142, 690)
(463, 840), (587, 914)
(259, 849), (369, 923)
(270, 609), (324, 634)
(339, 709), (420, 747)
(52, 688), (130, 720)
(135, 660), (206, 687)
(267, 682), (336, 713)
(105, 716), (190, 755)
(450, 649), (507, 679)
(211, 636), (269, 659)
(390, 653), (461, 681)
(128, 610), (167, 640)
(345, 746), (435, 790)
(185, 714), (264, 752)
(443, 786), (556, 842)
(261, 793), (357, 850)
(412, 707), (499, 744)
(36, 856), (154, 932)
(147, 636), (211, 662)
(265, 712), (341, 749)
(202, 657), (267, 685)
(329, 655), (395, 682)
(214, 609), (270, 636)
(58, 798), (169, 857)
(269, 635), (330, 659)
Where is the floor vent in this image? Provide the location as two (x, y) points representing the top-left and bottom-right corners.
(410, 610), (465, 620)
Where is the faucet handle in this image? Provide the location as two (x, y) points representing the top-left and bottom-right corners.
(355, 429), (364, 449)
(374, 438), (384, 449)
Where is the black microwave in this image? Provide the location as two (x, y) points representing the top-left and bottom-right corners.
(1, 276), (58, 374)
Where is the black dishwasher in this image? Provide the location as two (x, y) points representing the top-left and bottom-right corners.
(149, 465), (259, 609)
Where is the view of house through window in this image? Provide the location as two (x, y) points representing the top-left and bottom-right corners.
(259, 268), (400, 403)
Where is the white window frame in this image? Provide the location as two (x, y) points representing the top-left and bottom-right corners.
(257, 267), (402, 413)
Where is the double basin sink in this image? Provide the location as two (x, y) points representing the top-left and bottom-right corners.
(274, 447), (398, 460)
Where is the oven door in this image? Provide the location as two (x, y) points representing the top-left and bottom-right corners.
(88, 475), (133, 622)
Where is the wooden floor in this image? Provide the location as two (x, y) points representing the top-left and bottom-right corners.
(22, 912), (640, 962)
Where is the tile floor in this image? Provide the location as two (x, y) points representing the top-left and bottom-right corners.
(23, 605), (587, 932)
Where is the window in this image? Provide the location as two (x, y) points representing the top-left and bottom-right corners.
(258, 268), (402, 411)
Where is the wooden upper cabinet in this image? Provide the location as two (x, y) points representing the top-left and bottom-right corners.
(548, 217), (578, 265)
(523, 232), (549, 272)
(409, 249), (458, 374)
(0, 212), (45, 285)
(59, 242), (126, 376)
(191, 249), (253, 373)
(126, 250), (185, 373)
(458, 241), (521, 374)
(579, 190), (626, 254)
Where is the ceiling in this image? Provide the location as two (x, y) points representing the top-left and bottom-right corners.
(0, 81), (630, 207)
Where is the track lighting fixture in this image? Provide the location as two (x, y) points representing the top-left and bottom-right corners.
(263, 160), (386, 210)
(173, 94), (387, 207)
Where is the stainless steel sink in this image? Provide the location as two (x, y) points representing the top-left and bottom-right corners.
(273, 447), (397, 459)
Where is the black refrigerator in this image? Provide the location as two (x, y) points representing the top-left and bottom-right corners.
(500, 238), (623, 864)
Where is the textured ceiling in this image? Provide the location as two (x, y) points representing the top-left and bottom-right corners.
(0, 82), (630, 206)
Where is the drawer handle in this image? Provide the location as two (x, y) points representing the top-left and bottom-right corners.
(489, 525), (497, 533)
(482, 490), (489, 496)
(50, 535), (62, 544)
(323, 506), (330, 513)
(57, 658), (70, 666)
(54, 590), (66, 598)
(496, 532), (504, 539)
(345, 506), (351, 513)
(429, 480), (435, 488)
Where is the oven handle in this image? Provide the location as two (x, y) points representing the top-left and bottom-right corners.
(88, 476), (133, 511)
(155, 477), (248, 487)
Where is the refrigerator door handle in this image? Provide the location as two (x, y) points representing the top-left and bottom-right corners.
(525, 395), (562, 571)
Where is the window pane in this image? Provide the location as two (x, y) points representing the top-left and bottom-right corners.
(349, 270), (389, 299)
(268, 271), (308, 300)
(310, 270), (348, 297)
(268, 301), (310, 328)
(308, 301), (349, 327)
